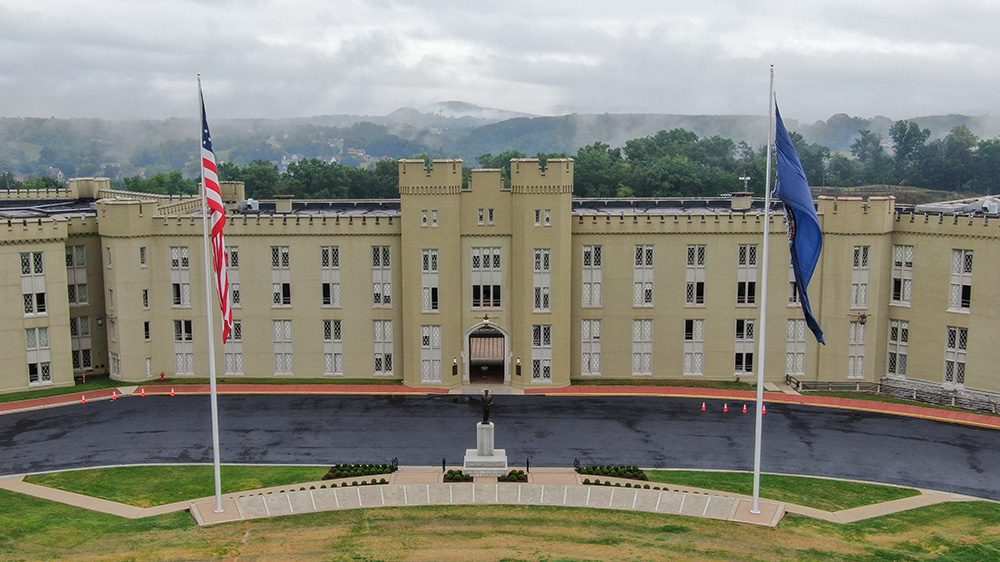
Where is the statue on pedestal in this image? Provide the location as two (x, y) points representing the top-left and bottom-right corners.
(481, 389), (493, 424)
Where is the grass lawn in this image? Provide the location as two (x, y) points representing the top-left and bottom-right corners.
(572, 378), (755, 390)
(808, 390), (999, 417)
(24, 465), (330, 508)
(646, 470), (920, 512)
(1, 490), (998, 561)
(0, 377), (119, 404)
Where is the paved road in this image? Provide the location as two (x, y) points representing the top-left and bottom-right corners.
(1, 394), (997, 499)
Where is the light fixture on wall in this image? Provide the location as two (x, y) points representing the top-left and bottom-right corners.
(96, 316), (105, 327)
(849, 313), (868, 325)
(480, 313), (491, 325)
(516, 357), (522, 377)
(452, 358), (458, 377)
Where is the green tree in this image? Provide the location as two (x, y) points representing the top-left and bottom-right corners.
(117, 172), (196, 195)
(218, 160), (284, 199)
(850, 130), (892, 184)
(19, 176), (64, 190)
(942, 125), (978, 190)
(971, 138), (1000, 194)
(572, 142), (625, 197)
(790, 132), (830, 187)
(476, 150), (526, 187)
(285, 158), (350, 198)
(889, 121), (930, 182)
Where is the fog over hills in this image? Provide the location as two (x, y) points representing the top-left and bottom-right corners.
(2, 101), (999, 179)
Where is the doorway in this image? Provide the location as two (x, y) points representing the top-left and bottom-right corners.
(468, 324), (506, 384)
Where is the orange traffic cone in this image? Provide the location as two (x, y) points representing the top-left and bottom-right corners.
(762, 404), (767, 415)
(170, 388), (175, 397)
(81, 394), (86, 404)
(742, 403), (748, 414)
(700, 402), (706, 412)
(723, 403), (729, 413)
(112, 391), (118, 401)
(140, 388), (145, 398)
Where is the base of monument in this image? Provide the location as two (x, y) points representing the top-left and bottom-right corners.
(462, 448), (508, 477)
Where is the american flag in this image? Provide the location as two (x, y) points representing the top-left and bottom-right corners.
(199, 86), (233, 343)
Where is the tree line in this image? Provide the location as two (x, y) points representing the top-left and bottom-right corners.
(5, 122), (999, 197)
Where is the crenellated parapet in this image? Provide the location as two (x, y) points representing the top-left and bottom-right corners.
(398, 159), (463, 195)
(0, 215), (69, 245)
(510, 158), (574, 195)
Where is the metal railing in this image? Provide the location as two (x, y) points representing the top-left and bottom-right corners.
(785, 374), (999, 415)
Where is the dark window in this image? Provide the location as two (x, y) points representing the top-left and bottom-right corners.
(961, 285), (971, 308)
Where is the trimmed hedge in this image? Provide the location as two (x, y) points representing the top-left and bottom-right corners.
(575, 464), (648, 481)
(443, 470), (474, 482)
(322, 463), (397, 481)
(498, 470), (527, 482)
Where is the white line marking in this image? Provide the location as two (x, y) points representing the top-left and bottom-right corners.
(654, 491), (662, 512)
(609, 488), (614, 507)
(679, 493), (686, 514)
(334, 489), (340, 509)
(403, 486), (408, 505)
(357, 487), (362, 506)
(262, 496), (270, 516)
(287, 493), (293, 512)
(517, 484), (521, 503)
(425, 484), (430, 505)
(586, 487), (592, 506)
(563, 486), (567, 505)
(495, 485), (498, 503)
(631, 490), (638, 509)
(309, 490), (317, 511)
(450, 485), (453, 504)
(703, 496), (711, 516)
(380, 486), (385, 506)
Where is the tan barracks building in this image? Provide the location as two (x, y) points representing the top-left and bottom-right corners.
(1, 158), (999, 402)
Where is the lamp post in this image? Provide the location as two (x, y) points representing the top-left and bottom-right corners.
(739, 175), (752, 191)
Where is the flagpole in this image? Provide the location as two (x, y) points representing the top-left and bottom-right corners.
(751, 65), (775, 515)
(197, 74), (225, 514)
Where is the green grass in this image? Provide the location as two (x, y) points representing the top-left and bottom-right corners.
(0, 376), (119, 404)
(24, 465), (330, 507)
(161, 377), (404, 385)
(646, 469), (920, 511)
(808, 390), (999, 417)
(572, 378), (755, 390)
(1, 490), (998, 561)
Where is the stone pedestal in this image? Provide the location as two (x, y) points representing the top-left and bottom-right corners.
(463, 422), (507, 476)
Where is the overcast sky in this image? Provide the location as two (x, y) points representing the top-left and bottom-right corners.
(3, 0), (997, 122)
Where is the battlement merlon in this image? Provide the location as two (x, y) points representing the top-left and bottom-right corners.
(398, 159), (463, 195)
(469, 169), (504, 193)
(69, 177), (112, 199)
(817, 195), (896, 234)
(510, 158), (574, 194)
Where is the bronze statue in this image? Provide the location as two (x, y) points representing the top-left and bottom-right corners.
(481, 389), (493, 424)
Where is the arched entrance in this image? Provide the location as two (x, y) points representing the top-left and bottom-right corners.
(464, 323), (508, 384)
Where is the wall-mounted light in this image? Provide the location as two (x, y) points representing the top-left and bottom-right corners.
(516, 357), (522, 377)
(850, 313), (868, 325)
(452, 358), (458, 377)
(96, 316), (105, 327)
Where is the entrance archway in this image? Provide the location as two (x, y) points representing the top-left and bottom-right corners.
(464, 323), (508, 384)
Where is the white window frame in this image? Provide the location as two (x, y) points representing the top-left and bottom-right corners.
(848, 320), (867, 380)
(173, 319), (194, 375)
(633, 245), (654, 307)
(581, 319), (601, 376)
(372, 245), (392, 308)
(786, 319), (806, 376)
(422, 249), (439, 313)
(373, 319), (393, 375)
(582, 245), (603, 308)
(944, 326), (968, 386)
(420, 325), (442, 383)
(323, 319), (343, 376)
(224, 320), (244, 375)
(948, 249), (973, 312)
(533, 248), (551, 312)
(66, 246), (88, 307)
(273, 319), (293, 375)
(170, 246), (192, 308)
(737, 244), (758, 306)
(735, 319), (755, 375)
(685, 244), (706, 306)
(321, 246), (341, 308)
(891, 245), (913, 306)
(851, 245), (870, 309)
(632, 319), (653, 375)
(531, 324), (553, 382)
(228, 246), (240, 309)
(683, 319), (705, 376)
(887, 319), (908, 378)
(472, 247), (502, 310)
(21, 251), (46, 317)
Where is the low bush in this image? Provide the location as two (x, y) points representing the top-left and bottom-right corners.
(443, 470), (473, 483)
(322, 463), (398, 481)
(498, 470), (528, 482)
(576, 464), (648, 481)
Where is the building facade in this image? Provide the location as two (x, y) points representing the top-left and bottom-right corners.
(1, 159), (998, 398)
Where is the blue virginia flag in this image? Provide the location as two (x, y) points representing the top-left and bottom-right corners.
(774, 105), (825, 344)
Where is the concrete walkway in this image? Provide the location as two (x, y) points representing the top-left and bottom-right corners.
(1, 466), (983, 530)
(2, 382), (996, 430)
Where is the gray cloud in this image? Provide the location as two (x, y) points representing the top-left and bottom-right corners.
(2, 0), (998, 121)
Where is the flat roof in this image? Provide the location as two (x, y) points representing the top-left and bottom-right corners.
(0, 198), (97, 219)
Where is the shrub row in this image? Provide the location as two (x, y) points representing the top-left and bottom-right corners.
(498, 470), (528, 482)
(322, 463), (397, 480)
(582, 478), (657, 490)
(443, 470), (474, 482)
(576, 465), (648, 480)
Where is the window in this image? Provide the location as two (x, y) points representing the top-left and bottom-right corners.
(544, 209), (552, 226)
(170, 247), (191, 308)
(323, 320), (343, 376)
(422, 249), (439, 312)
(273, 320), (293, 375)
(944, 326), (968, 386)
(531, 324), (552, 382)
(321, 246), (341, 307)
(477, 208), (484, 225)
(107, 289), (114, 312)
(948, 249), (973, 311)
(21, 251), (46, 316)
(373, 320), (393, 375)
(272, 246), (292, 307)
(170, 246), (190, 269)
(848, 320), (867, 379)
(887, 320), (909, 378)
(224, 320), (244, 375)
(372, 246), (392, 307)
(143, 321), (151, 341)
(488, 208), (495, 225)
(534, 209), (541, 226)
(105, 247), (112, 268)
(142, 289), (149, 309)
(685, 245), (706, 306)
(851, 245), (870, 308)
(145, 357), (152, 379)
(683, 319), (705, 375)
(533, 249), (551, 312)
(431, 210), (438, 227)
(472, 247), (501, 309)
(109, 319), (118, 343)
(139, 246), (147, 266)
(420, 325), (442, 383)
(173, 320), (194, 375)
(735, 319), (755, 375)
(788, 258), (800, 306)
(228, 247), (240, 309)
(172, 283), (191, 307)
(581, 320), (601, 376)
(26, 327), (52, 386)
(582, 245), (602, 308)
(786, 319), (806, 376)
(891, 245), (913, 305)
(109, 353), (120, 379)
(421, 210), (428, 227)
(633, 245), (654, 307)
(66, 246), (88, 306)
(737, 244), (758, 305)
(70, 316), (92, 371)
(632, 319), (653, 375)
